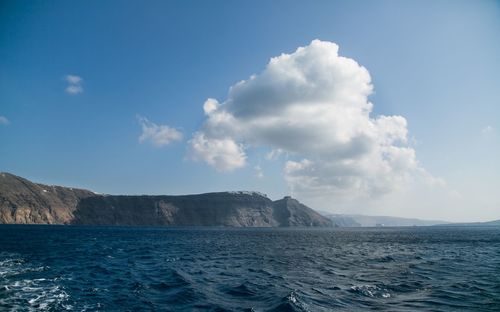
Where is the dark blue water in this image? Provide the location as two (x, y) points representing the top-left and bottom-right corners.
(0, 226), (499, 311)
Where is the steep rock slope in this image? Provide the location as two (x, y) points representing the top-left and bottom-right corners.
(0, 173), (332, 227)
(72, 192), (280, 227)
(272, 196), (333, 227)
(0, 172), (94, 224)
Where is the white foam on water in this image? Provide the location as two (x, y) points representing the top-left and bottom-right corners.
(350, 284), (391, 298)
(0, 253), (72, 311)
(285, 290), (311, 312)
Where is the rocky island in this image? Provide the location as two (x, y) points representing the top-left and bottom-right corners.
(0, 172), (333, 227)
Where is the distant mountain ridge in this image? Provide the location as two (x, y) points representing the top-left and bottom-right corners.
(0, 172), (332, 227)
(338, 214), (448, 227)
(322, 213), (500, 227)
(319, 213), (361, 227)
(320, 212), (448, 227)
(434, 220), (500, 227)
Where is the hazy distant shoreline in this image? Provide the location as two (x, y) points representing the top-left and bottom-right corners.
(2, 172), (498, 228)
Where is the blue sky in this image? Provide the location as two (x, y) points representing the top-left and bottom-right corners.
(1, 0), (499, 221)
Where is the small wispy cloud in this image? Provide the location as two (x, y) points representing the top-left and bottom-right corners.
(481, 125), (494, 136)
(137, 115), (183, 147)
(0, 115), (9, 125)
(65, 74), (83, 95)
(266, 149), (284, 161)
(254, 165), (264, 179)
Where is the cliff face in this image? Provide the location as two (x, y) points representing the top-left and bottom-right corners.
(72, 192), (280, 227)
(321, 213), (361, 227)
(272, 196), (333, 227)
(0, 173), (333, 227)
(0, 172), (95, 224)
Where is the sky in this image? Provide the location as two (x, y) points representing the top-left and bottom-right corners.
(1, 0), (499, 222)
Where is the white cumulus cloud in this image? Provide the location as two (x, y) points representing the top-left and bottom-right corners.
(189, 40), (436, 204)
(189, 132), (246, 171)
(65, 74), (83, 95)
(138, 116), (183, 147)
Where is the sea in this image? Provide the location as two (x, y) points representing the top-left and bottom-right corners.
(0, 225), (499, 311)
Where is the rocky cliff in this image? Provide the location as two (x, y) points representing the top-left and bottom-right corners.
(0, 173), (333, 227)
(0, 172), (95, 224)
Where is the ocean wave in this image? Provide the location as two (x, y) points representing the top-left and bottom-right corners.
(1, 226), (499, 311)
(0, 253), (71, 311)
(265, 290), (312, 312)
(349, 284), (391, 298)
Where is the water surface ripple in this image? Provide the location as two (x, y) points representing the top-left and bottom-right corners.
(0, 226), (499, 311)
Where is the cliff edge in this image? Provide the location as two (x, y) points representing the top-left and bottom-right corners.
(0, 173), (332, 227)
